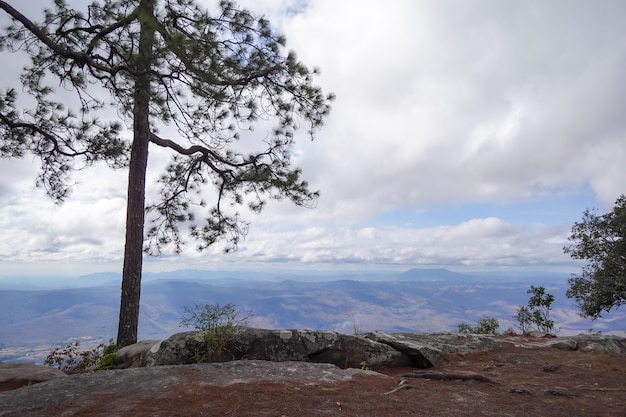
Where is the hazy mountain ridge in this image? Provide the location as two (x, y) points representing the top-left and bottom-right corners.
(1, 268), (624, 363)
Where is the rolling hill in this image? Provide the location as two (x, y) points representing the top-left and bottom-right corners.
(1, 268), (623, 363)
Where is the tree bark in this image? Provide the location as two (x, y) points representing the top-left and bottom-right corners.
(117, 0), (155, 348)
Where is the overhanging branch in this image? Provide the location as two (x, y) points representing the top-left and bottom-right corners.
(0, 1), (139, 77)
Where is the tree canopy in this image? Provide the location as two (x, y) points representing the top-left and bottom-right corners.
(0, 0), (333, 347)
(564, 195), (626, 319)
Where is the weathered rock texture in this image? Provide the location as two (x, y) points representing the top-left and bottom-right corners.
(2, 336), (625, 417)
(132, 329), (412, 369)
(0, 361), (384, 416)
(0, 362), (67, 391)
(115, 329), (626, 371)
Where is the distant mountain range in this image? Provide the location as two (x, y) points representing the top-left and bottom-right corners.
(1, 268), (623, 363)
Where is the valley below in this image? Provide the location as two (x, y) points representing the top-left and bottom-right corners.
(1, 268), (624, 363)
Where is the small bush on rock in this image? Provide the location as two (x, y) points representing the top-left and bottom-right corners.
(457, 316), (500, 334)
(513, 306), (533, 334)
(514, 286), (555, 334)
(527, 285), (555, 333)
(180, 303), (252, 362)
(44, 339), (116, 372)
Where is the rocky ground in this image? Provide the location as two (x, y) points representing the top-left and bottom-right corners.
(0, 333), (625, 416)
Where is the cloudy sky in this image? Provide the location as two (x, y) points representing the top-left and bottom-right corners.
(1, 0), (625, 278)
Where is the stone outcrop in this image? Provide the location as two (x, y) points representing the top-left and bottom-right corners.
(116, 329), (626, 371)
(364, 331), (445, 367)
(390, 332), (502, 355)
(115, 340), (160, 369)
(2, 330), (626, 396)
(141, 328), (412, 369)
(574, 334), (626, 354)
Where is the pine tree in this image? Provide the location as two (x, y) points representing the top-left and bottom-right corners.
(0, 0), (333, 347)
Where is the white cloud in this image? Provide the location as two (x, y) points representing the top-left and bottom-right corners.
(278, 0), (626, 215)
(1, 0), (625, 275)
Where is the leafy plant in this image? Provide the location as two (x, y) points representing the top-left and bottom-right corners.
(513, 305), (533, 334)
(457, 316), (500, 334)
(180, 303), (252, 362)
(564, 195), (626, 318)
(514, 286), (555, 334)
(527, 285), (555, 333)
(44, 339), (116, 372)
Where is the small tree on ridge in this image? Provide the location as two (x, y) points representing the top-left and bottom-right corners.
(564, 195), (626, 319)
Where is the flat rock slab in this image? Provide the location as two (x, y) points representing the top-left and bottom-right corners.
(0, 362), (66, 391)
(0, 360), (386, 417)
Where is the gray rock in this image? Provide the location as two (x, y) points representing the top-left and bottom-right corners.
(388, 332), (502, 355)
(114, 340), (160, 368)
(528, 332), (556, 338)
(575, 335), (626, 354)
(0, 362), (67, 390)
(144, 331), (206, 366)
(145, 328), (411, 369)
(544, 338), (578, 350)
(118, 331), (626, 374)
(543, 364), (559, 372)
(366, 331), (445, 367)
(505, 353), (534, 365)
(510, 386), (534, 395)
(0, 361), (386, 416)
(544, 387), (578, 397)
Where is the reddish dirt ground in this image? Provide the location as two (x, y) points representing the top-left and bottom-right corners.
(3, 338), (626, 417)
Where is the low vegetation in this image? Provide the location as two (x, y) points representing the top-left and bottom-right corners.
(180, 303), (252, 362)
(514, 285), (555, 334)
(457, 316), (500, 334)
(458, 285), (557, 336)
(44, 339), (116, 372)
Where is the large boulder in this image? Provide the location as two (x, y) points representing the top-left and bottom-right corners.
(574, 334), (626, 354)
(235, 328), (411, 368)
(114, 340), (160, 369)
(115, 330), (626, 372)
(125, 330), (510, 370)
(0, 362), (67, 391)
(142, 331), (206, 367)
(366, 331), (445, 367)
(144, 328), (411, 369)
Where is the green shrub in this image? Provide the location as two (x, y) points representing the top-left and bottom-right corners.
(514, 286), (555, 334)
(180, 303), (252, 362)
(513, 306), (533, 334)
(44, 339), (116, 372)
(457, 316), (500, 334)
(527, 285), (555, 333)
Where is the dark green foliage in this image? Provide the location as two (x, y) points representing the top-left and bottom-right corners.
(525, 285), (555, 333)
(514, 286), (555, 334)
(44, 339), (116, 372)
(457, 315), (500, 334)
(180, 302), (251, 362)
(564, 195), (626, 319)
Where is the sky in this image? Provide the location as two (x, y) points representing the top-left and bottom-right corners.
(1, 0), (625, 278)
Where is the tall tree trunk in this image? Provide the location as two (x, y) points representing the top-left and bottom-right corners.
(117, 0), (155, 348)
